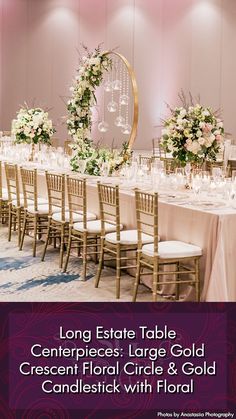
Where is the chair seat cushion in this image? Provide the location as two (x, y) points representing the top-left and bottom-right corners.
(1, 191), (8, 201)
(105, 230), (153, 245)
(142, 240), (202, 259)
(37, 197), (48, 204)
(27, 204), (58, 215)
(52, 211), (96, 223)
(73, 220), (123, 234)
(12, 198), (33, 207)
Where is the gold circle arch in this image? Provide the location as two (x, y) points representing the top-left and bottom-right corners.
(104, 51), (139, 149)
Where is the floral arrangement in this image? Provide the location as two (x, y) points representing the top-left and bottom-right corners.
(67, 45), (112, 142)
(12, 106), (55, 145)
(67, 45), (132, 175)
(70, 140), (132, 176)
(160, 93), (224, 164)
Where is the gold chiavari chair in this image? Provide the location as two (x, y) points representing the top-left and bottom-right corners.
(206, 160), (231, 177)
(139, 155), (152, 171)
(63, 176), (99, 280)
(64, 140), (73, 156)
(133, 190), (202, 302)
(51, 137), (59, 148)
(41, 172), (68, 268)
(152, 137), (164, 158)
(5, 163), (24, 246)
(19, 168), (48, 256)
(160, 157), (179, 174)
(0, 161), (8, 224)
(95, 183), (153, 299)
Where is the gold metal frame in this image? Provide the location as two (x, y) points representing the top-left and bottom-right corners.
(20, 168), (49, 257)
(104, 51), (139, 150)
(41, 172), (68, 268)
(5, 163), (23, 246)
(63, 176), (99, 280)
(95, 182), (137, 299)
(133, 189), (201, 302)
(0, 161), (8, 224)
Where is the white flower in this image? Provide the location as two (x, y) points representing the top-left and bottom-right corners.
(198, 137), (205, 146)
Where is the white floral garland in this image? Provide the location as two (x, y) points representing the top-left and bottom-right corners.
(67, 46), (112, 144)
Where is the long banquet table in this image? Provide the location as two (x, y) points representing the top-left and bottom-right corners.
(2, 162), (236, 302)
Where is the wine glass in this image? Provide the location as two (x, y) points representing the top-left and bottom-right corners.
(101, 161), (110, 178)
(192, 176), (202, 201)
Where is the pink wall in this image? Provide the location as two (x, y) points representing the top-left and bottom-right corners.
(1, 0), (236, 149)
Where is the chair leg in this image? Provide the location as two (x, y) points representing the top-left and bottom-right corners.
(94, 237), (98, 264)
(133, 251), (141, 302)
(63, 229), (73, 273)
(195, 258), (200, 302)
(95, 238), (105, 288)
(116, 244), (121, 299)
(33, 215), (38, 257)
(59, 224), (65, 268)
(53, 230), (57, 248)
(82, 232), (88, 281)
(176, 262), (180, 301)
(17, 208), (22, 247)
(8, 207), (13, 242)
(41, 218), (51, 261)
(19, 212), (27, 251)
(152, 258), (159, 302)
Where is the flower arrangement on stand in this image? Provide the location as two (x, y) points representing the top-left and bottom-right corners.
(160, 93), (224, 166)
(67, 45), (132, 175)
(12, 106), (55, 146)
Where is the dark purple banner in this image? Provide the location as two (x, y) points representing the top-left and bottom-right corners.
(0, 302), (236, 418)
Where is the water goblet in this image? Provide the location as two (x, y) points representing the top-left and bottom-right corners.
(101, 161), (110, 178)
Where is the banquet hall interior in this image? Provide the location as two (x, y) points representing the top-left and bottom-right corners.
(0, 0), (236, 303)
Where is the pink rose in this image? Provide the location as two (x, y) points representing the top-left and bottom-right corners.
(204, 123), (212, 133)
(216, 134), (222, 142)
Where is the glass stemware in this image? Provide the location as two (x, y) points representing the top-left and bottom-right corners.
(101, 161), (110, 178)
(78, 159), (87, 175)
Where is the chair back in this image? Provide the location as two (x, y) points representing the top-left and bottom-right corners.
(20, 168), (38, 211)
(64, 140), (72, 156)
(135, 189), (158, 254)
(0, 161), (3, 199)
(67, 176), (86, 226)
(139, 155), (152, 171)
(97, 182), (121, 240)
(2, 131), (11, 137)
(5, 163), (20, 206)
(51, 137), (59, 148)
(45, 172), (65, 219)
(160, 157), (178, 174)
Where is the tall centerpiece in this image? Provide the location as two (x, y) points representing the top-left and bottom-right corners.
(12, 106), (55, 160)
(67, 45), (136, 175)
(160, 93), (224, 166)
(12, 107), (55, 145)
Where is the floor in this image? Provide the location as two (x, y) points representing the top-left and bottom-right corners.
(0, 225), (153, 302)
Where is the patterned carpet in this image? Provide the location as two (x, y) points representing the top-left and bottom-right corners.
(0, 226), (151, 302)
